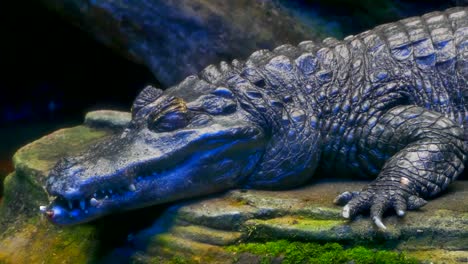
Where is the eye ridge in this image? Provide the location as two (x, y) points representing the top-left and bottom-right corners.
(148, 97), (191, 132)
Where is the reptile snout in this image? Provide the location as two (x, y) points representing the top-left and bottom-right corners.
(46, 157), (85, 198)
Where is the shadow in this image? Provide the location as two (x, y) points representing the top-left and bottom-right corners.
(0, 0), (158, 173)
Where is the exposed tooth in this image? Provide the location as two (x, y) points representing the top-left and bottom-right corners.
(129, 184), (136, 191)
(68, 200), (73, 209)
(39, 206), (47, 213)
(90, 198), (98, 206)
(80, 199), (86, 210)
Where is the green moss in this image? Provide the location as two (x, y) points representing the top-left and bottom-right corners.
(0, 216), (98, 263)
(13, 126), (109, 180)
(226, 240), (419, 264)
(169, 255), (192, 264)
(171, 225), (242, 246)
(0, 172), (48, 226)
(150, 234), (230, 263)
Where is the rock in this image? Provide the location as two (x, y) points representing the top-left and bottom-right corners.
(116, 181), (467, 263)
(38, 1), (460, 87)
(0, 110), (467, 263)
(84, 110), (131, 130)
(39, 0), (331, 86)
(0, 124), (112, 263)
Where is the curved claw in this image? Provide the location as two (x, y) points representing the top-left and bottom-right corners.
(370, 196), (390, 230)
(342, 204), (350, 218)
(373, 216), (387, 230)
(396, 209), (405, 217)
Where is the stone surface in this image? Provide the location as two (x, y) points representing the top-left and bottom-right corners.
(84, 110), (131, 130)
(39, 1), (459, 87)
(117, 181), (467, 263)
(0, 124), (112, 263)
(0, 110), (466, 263)
(40, 0), (330, 86)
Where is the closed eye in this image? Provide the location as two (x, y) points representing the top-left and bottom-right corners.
(148, 97), (190, 132)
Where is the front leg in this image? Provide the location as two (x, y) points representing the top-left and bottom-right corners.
(335, 105), (466, 229)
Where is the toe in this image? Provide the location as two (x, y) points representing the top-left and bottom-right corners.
(393, 197), (407, 217)
(334, 191), (360, 205)
(407, 195), (427, 210)
(343, 191), (373, 219)
(370, 197), (390, 230)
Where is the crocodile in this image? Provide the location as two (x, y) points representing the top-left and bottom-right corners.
(41, 7), (468, 229)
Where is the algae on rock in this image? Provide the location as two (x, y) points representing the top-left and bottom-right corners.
(0, 123), (114, 263)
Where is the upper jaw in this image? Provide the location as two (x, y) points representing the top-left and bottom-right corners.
(47, 124), (262, 197)
(43, 165), (166, 225)
(45, 156), (176, 215)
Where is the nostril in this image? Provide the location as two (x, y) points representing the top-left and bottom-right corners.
(46, 210), (54, 218)
(55, 156), (80, 170)
(69, 167), (85, 177)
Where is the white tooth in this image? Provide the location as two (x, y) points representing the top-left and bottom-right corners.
(129, 184), (136, 191)
(68, 200), (73, 209)
(90, 198), (98, 206)
(80, 199), (86, 210)
(39, 206), (47, 213)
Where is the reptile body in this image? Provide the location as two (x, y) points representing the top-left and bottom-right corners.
(42, 7), (468, 229)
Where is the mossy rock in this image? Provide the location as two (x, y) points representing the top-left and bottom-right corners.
(0, 216), (98, 263)
(107, 180), (466, 263)
(0, 117), (116, 263)
(3, 126), (111, 222)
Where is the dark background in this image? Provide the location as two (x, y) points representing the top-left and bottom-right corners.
(0, 0), (465, 178)
(0, 0), (157, 177)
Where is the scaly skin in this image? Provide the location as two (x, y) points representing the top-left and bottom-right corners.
(42, 7), (467, 229)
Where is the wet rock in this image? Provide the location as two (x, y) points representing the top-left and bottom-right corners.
(0, 110), (466, 263)
(39, 0), (330, 86)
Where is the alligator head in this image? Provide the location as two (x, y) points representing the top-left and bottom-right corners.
(41, 84), (266, 225)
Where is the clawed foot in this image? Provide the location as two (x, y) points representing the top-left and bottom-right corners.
(334, 187), (427, 230)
